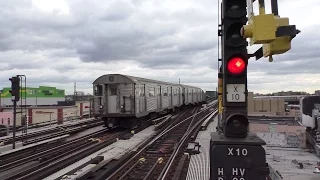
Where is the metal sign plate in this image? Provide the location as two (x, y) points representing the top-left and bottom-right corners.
(226, 84), (245, 102)
(210, 144), (267, 180)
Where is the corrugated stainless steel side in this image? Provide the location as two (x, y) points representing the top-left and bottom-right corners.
(93, 97), (102, 114)
(119, 84), (133, 113)
(139, 97), (145, 113)
(137, 83), (145, 113)
(172, 95), (179, 106)
(185, 88), (190, 104)
(183, 88), (187, 104)
(162, 96), (169, 108)
(147, 97), (157, 111)
(135, 86), (140, 114)
(196, 90), (198, 102)
(194, 91), (197, 103)
(169, 94), (172, 107)
(157, 86), (161, 110)
(179, 88), (183, 105)
(188, 89), (192, 104)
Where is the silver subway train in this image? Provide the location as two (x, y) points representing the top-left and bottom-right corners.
(92, 74), (206, 128)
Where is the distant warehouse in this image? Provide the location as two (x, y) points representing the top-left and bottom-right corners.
(0, 86), (65, 106)
(206, 91), (217, 101)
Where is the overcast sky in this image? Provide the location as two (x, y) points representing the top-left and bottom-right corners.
(0, 0), (319, 95)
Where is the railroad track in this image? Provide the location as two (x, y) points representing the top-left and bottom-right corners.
(104, 104), (217, 180)
(23, 121), (104, 145)
(0, 107), (196, 180)
(0, 128), (129, 180)
(0, 118), (103, 145)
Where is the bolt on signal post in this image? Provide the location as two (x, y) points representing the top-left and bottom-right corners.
(210, 0), (269, 180)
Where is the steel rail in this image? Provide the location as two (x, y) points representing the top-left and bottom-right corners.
(158, 109), (218, 180)
(14, 132), (124, 180)
(106, 103), (217, 180)
(0, 128), (109, 172)
(0, 119), (103, 145)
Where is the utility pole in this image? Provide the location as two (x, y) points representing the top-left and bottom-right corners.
(0, 90), (2, 112)
(74, 81), (77, 102)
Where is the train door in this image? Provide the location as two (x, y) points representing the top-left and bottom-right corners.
(93, 84), (103, 114)
(107, 84), (118, 113)
(197, 90), (199, 102)
(182, 88), (186, 104)
(139, 85), (145, 113)
(119, 84), (133, 113)
(186, 89), (189, 104)
(178, 88), (180, 105)
(157, 85), (162, 109)
(191, 89), (194, 103)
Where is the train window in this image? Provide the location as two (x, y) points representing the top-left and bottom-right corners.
(94, 85), (103, 96)
(163, 87), (168, 96)
(140, 86), (145, 96)
(110, 85), (117, 96)
(149, 87), (155, 97)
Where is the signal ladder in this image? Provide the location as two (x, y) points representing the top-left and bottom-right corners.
(18, 75), (28, 141)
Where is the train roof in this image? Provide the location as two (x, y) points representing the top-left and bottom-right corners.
(93, 74), (203, 90)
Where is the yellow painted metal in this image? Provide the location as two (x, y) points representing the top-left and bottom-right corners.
(259, 6), (265, 15)
(242, 14), (277, 45)
(263, 17), (291, 57)
(218, 77), (223, 114)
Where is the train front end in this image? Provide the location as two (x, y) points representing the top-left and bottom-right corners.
(92, 74), (136, 129)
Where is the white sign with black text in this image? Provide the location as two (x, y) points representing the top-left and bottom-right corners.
(226, 84), (245, 102)
(217, 167), (246, 180)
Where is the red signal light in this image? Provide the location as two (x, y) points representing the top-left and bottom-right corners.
(227, 57), (246, 75)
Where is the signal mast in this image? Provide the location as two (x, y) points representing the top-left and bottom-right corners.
(211, 0), (300, 179)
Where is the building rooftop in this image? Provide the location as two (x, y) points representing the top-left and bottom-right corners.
(249, 116), (299, 126)
(250, 117), (320, 179)
(266, 146), (320, 180)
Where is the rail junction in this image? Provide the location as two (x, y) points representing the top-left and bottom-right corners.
(0, 101), (217, 180)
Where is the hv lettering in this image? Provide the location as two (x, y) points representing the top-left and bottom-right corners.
(217, 167), (245, 180)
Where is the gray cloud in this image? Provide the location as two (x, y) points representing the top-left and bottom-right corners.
(0, 0), (319, 94)
(246, 23), (320, 76)
(0, 0), (218, 69)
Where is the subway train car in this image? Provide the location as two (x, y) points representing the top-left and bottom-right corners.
(92, 74), (205, 128)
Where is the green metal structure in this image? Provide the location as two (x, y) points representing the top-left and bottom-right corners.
(0, 86), (65, 98)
